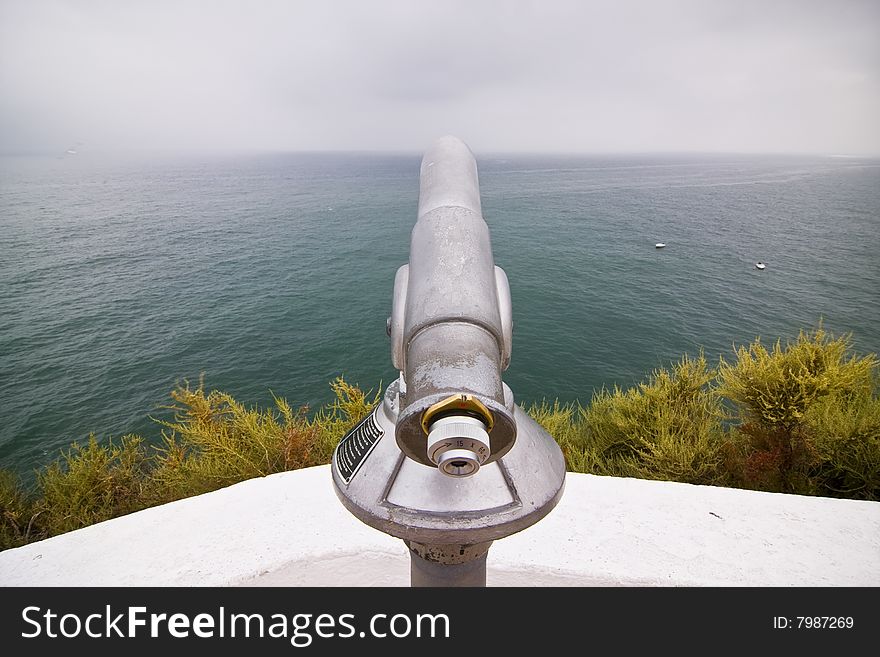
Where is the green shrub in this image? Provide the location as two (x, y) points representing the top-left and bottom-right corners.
(807, 389), (880, 500)
(151, 376), (377, 501)
(0, 377), (377, 550)
(526, 399), (591, 472)
(1, 331), (878, 553)
(151, 381), (318, 500)
(718, 327), (878, 495)
(307, 377), (382, 463)
(0, 471), (37, 550)
(36, 435), (152, 537)
(566, 353), (727, 485)
(717, 327), (876, 430)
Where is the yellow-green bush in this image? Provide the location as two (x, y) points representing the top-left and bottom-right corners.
(151, 383), (317, 501)
(806, 389), (880, 500)
(527, 399), (590, 471)
(308, 377), (383, 461)
(569, 353), (727, 485)
(718, 327), (879, 497)
(151, 377), (378, 501)
(1, 328), (877, 553)
(0, 377), (376, 551)
(36, 435), (152, 536)
(717, 327), (876, 430)
(0, 471), (35, 549)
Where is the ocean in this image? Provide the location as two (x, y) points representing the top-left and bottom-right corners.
(1, 151), (878, 476)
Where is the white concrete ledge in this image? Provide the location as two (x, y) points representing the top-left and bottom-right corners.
(1, 466), (878, 586)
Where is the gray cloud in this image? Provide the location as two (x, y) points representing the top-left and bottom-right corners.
(1, 0), (878, 154)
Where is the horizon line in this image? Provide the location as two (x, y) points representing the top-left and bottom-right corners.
(3, 147), (880, 159)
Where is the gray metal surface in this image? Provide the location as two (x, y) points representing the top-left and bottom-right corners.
(408, 542), (492, 587)
(330, 135), (566, 586)
(390, 135), (515, 467)
(331, 381), (566, 546)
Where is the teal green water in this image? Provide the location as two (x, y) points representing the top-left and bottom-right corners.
(1, 152), (878, 475)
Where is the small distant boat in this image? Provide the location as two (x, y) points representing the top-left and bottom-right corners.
(655, 243), (666, 249)
(755, 262), (766, 270)
(66, 149), (77, 155)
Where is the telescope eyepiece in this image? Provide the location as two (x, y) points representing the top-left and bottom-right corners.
(427, 416), (490, 478)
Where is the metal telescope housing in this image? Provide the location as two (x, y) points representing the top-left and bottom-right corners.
(331, 136), (565, 586)
(390, 135), (515, 476)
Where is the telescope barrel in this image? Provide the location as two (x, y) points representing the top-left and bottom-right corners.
(390, 136), (515, 476)
(331, 136), (566, 585)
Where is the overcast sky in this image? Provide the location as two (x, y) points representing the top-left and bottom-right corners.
(1, 0), (878, 155)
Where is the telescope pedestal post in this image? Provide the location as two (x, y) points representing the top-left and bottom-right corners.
(407, 541), (492, 587)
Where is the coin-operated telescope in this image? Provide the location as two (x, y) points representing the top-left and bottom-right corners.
(332, 136), (565, 586)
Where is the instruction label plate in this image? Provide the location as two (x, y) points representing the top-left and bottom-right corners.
(334, 407), (384, 484)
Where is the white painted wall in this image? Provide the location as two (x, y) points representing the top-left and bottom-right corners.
(1, 466), (877, 586)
